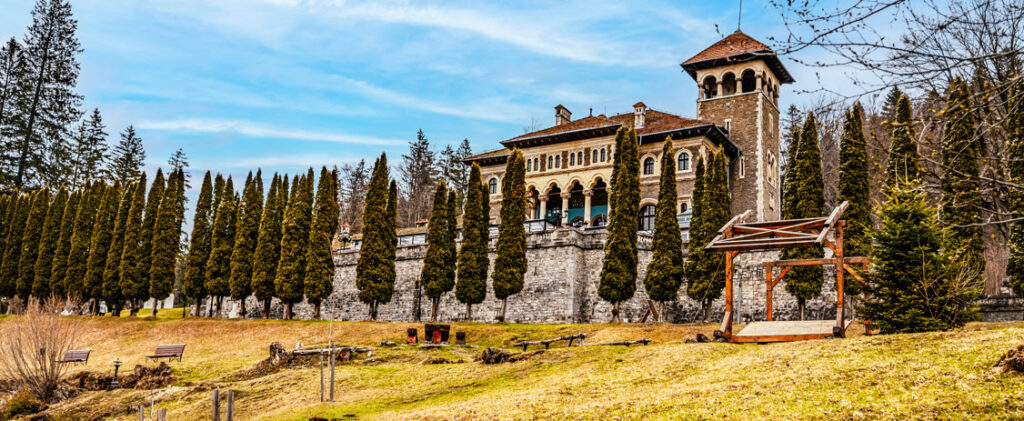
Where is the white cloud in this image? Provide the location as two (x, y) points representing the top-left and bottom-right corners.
(136, 118), (406, 146)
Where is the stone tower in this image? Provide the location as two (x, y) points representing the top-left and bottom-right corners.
(681, 31), (794, 222)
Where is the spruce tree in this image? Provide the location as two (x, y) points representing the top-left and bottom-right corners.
(599, 128), (640, 322)
(1006, 72), (1024, 298)
(251, 174), (283, 318)
(65, 183), (102, 301)
(0, 39), (27, 171)
(782, 114), (826, 320)
(885, 94), (923, 190)
(861, 186), (980, 333)
(230, 171), (263, 317)
(275, 170), (313, 319)
(456, 164), (488, 320)
(1, 193), (28, 299)
(149, 170), (185, 315)
(355, 155), (394, 320)
(206, 176), (236, 317)
(107, 126), (146, 184)
(305, 167), (340, 318)
(69, 108), (108, 188)
(84, 182), (118, 312)
(421, 181), (452, 322)
(50, 189), (80, 297)
(17, 188), (49, 299)
(644, 139), (684, 319)
(102, 182), (132, 315)
(138, 169), (164, 291)
(118, 173), (147, 314)
(492, 149), (526, 322)
(184, 171), (214, 316)
(684, 154), (713, 320)
(33, 186), (66, 298)
(838, 103), (871, 297)
(939, 77), (984, 271)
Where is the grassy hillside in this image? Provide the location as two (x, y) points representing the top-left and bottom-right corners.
(2, 312), (1022, 420)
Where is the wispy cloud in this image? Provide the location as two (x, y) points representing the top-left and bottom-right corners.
(137, 118), (406, 146)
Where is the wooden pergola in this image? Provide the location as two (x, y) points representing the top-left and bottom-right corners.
(704, 201), (869, 343)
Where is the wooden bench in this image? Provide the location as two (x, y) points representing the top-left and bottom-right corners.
(55, 349), (91, 365)
(146, 344), (185, 362)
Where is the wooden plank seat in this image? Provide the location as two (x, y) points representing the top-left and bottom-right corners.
(147, 344), (185, 362)
(56, 349), (91, 365)
(732, 320), (854, 343)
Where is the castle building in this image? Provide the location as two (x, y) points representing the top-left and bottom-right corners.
(465, 31), (793, 230)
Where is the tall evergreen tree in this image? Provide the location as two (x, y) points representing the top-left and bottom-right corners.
(782, 114), (826, 320)
(32, 186), (65, 298)
(137, 168), (164, 293)
(686, 149), (732, 322)
(599, 127), (640, 322)
(492, 149), (526, 322)
(0, 39), (27, 177)
(684, 154), (714, 320)
(456, 164), (488, 320)
(251, 174), (283, 318)
(275, 170), (313, 319)
(17, 188), (48, 299)
(65, 183), (102, 301)
(118, 173), (147, 314)
(398, 129), (438, 226)
(838, 103), (871, 297)
(421, 181), (453, 322)
(438, 139), (473, 210)
(338, 159), (371, 234)
(885, 95), (923, 190)
(84, 182), (118, 312)
(102, 181), (132, 315)
(1006, 72), (1024, 298)
(184, 171), (213, 316)
(149, 170), (185, 315)
(355, 155), (395, 320)
(644, 139), (684, 319)
(69, 108), (107, 188)
(229, 171), (262, 317)
(305, 167), (340, 318)
(206, 176), (236, 317)
(167, 148), (190, 189)
(0, 194), (10, 270)
(107, 125), (145, 184)
(50, 188), (79, 296)
(939, 77), (984, 271)
(0, 193), (28, 298)
(9, 0), (83, 189)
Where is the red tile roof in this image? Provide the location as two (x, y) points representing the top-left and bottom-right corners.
(683, 31), (772, 65)
(606, 109), (704, 136)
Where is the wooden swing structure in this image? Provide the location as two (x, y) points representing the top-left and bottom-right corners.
(705, 201), (869, 343)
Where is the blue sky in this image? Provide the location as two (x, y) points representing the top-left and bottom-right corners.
(0, 0), (839, 202)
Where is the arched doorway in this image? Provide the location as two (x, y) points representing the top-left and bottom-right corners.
(546, 184), (562, 225)
(527, 186), (540, 219)
(590, 178), (608, 226)
(567, 181), (585, 224)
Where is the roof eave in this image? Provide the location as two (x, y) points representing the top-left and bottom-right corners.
(639, 124), (741, 158)
(680, 51), (795, 84)
(500, 123), (622, 149)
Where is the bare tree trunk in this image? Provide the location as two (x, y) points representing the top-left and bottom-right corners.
(313, 303), (321, 319)
(239, 299), (246, 318)
(498, 299), (507, 322)
(702, 299), (711, 323)
(263, 300), (271, 319)
(215, 296), (223, 318)
(611, 302), (621, 323)
(466, 303), (472, 321)
(152, 298), (159, 317)
(430, 299), (439, 322)
(370, 301), (378, 321)
(413, 281), (422, 322)
(285, 303), (293, 320)
(798, 298), (806, 321)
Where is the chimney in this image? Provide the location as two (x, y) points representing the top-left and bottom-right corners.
(633, 102), (647, 129)
(555, 104), (572, 126)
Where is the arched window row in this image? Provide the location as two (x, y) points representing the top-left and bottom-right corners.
(525, 146), (613, 173)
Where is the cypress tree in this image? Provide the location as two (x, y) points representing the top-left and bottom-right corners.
(355, 155), (394, 320)
(685, 155), (712, 320)
(1006, 72), (1024, 297)
(206, 176), (236, 317)
(1, 193), (28, 299)
(149, 170), (185, 315)
(456, 164), (488, 320)
(50, 189), (80, 297)
(0, 194), (11, 272)
(275, 170), (313, 319)
(17, 189), (49, 299)
(183, 171), (213, 316)
(33, 186), (66, 298)
(84, 182), (118, 312)
(861, 186), (980, 333)
(885, 94), (923, 190)
(939, 77), (984, 271)
(599, 128), (640, 322)
(442, 189), (458, 299)
(687, 149), (732, 322)
(838, 103), (871, 297)
(782, 113), (826, 320)
(252, 174), (283, 318)
(421, 181), (451, 322)
(492, 149), (527, 322)
(65, 183), (103, 301)
(644, 139), (684, 319)
(387, 179), (398, 277)
(230, 171), (263, 317)
(118, 173), (147, 314)
(102, 182), (133, 315)
(138, 169), (165, 290)
(305, 167), (340, 318)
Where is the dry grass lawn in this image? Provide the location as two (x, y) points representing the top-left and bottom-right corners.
(1, 311), (1021, 420)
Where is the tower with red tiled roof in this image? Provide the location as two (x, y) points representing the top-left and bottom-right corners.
(682, 30), (793, 221)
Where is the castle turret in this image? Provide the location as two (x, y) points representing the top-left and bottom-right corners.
(681, 30), (793, 222)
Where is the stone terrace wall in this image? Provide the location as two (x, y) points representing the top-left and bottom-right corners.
(214, 226), (842, 324)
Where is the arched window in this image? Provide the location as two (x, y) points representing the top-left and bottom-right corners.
(702, 76), (718, 99)
(741, 69), (756, 93)
(722, 73), (737, 96)
(638, 205), (656, 231)
(534, 158), (539, 171)
(643, 157), (655, 175)
(677, 151), (690, 172)
(548, 155), (553, 169)
(489, 178), (498, 194)
(570, 153), (575, 166)
(591, 214), (607, 227)
(577, 151), (583, 165)
(555, 154), (561, 168)
(600, 148), (606, 162)
(679, 202), (688, 213)
(526, 158), (532, 172)
(593, 149), (598, 163)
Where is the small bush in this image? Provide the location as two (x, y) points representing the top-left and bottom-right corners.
(3, 390), (42, 420)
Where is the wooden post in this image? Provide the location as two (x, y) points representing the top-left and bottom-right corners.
(329, 346), (335, 401)
(212, 388), (220, 421)
(139, 405), (144, 421)
(765, 263), (773, 321)
(157, 408), (167, 421)
(834, 222), (845, 337)
(319, 351), (325, 402)
(719, 250), (735, 337)
(226, 390), (234, 421)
